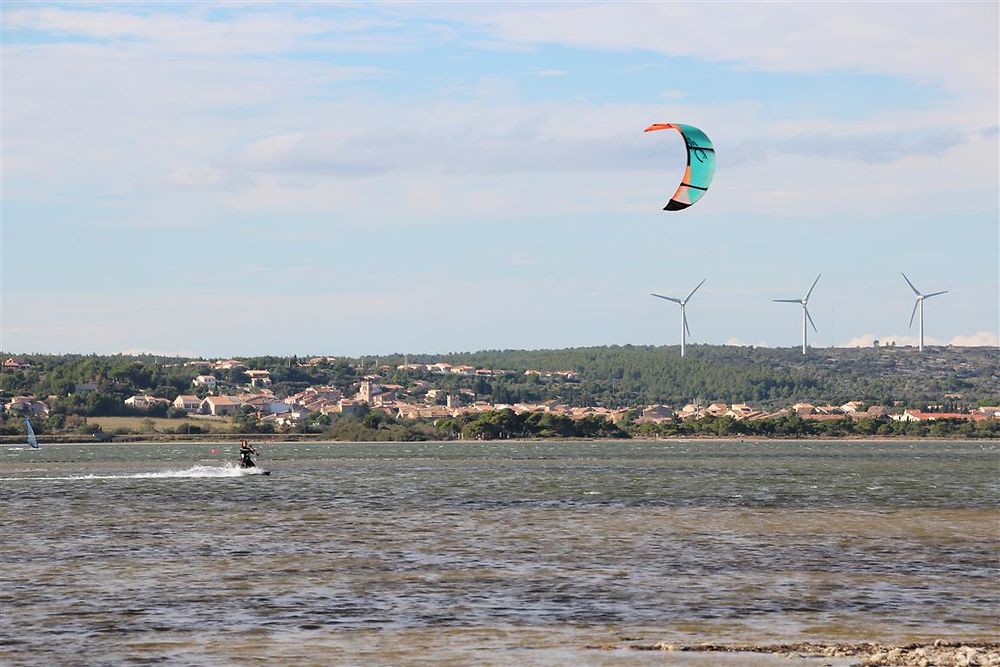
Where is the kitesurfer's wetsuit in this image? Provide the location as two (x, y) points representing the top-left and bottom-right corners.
(239, 442), (257, 468)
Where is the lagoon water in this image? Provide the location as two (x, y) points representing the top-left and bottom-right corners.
(1, 440), (998, 665)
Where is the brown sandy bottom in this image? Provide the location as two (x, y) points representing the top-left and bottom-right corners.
(613, 640), (1000, 666)
(153, 629), (1000, 667)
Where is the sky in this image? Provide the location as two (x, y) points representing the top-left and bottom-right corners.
(2, 1), (998, 358)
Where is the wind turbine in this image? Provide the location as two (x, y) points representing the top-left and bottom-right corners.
(902, 273), (947, 352)
(774, 274), (821, 355)
(651, 278), (706, 357)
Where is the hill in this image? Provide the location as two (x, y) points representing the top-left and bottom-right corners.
(401, 344), (999, 410)
(2, 345), (997, 412)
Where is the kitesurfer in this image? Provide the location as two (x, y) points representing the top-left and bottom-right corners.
(238, 440), (257, 468)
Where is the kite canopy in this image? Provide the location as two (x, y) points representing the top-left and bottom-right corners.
(644, 123), (715, 211)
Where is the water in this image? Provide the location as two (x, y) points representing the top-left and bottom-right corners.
(1, 440), (998, 665)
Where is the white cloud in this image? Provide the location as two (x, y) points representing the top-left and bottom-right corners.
(535, 69), (567, 77)
(3, 4), (997, 227)
(843, 334), (922, 348)
(725, 337), (770, 348)
(164, 166), (230, 190)
(949, 332), (1000, 347)
(4, 6), (414, 55)
(841, 332), (999, 348)
(454, 3), (998, 94)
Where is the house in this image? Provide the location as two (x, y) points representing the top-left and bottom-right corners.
(244, 370), (272, 387)
(261, 411), (306, 427)
(395, 404), (453, 420)
(334, 399), (366, 417)
(428, 363), (453, 374)
(286, 386), (343, 412)
(892, 410), (989, 423)
(641, 405), (676, 421)
(724, 403), (756, 420)
(841, 401), (864, 413)
(372, 391), (397, 407)
(976, 406), (1000, 417)
(213, 359), (246, 371)
(74, 381), (99, 395)
(397, 363), (425, 371)
(3, 357), (31, 370)
(239, 393), (291, 415)
(704, 402), (729, 417)
(200, 395), (242, 416)
(5, 396), (49, 416)
(124, 395), (171, 411)
(450, 365), (476, 375)
(192, 375), (217, 389)
(173, 395), (202, 412)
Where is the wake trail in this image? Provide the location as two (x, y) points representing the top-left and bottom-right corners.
(2, 463), (267, 481)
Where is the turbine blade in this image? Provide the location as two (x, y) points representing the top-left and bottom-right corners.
(773, 299), (800, 303)
(651, 293), (682, 304)
(908, 300), (919, 328)
(684, 278), (707, 303)
(804, 274), (821, 301)
(805, 307), (818, 332)
(901, 272), (920, 296)
(683, 311), (691, 337)
(924, 290), (948, 298)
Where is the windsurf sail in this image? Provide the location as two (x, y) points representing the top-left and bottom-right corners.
(25, 417), (39, 449)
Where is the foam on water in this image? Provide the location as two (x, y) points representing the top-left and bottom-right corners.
(2, 463), (266, 481)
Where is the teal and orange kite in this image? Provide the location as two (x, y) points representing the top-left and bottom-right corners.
(644, 123), (715, 211)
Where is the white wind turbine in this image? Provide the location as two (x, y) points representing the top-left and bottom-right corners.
(651, 278), (706, 357)
(902, 273), (948, 352)
(774, 274), (821, 355)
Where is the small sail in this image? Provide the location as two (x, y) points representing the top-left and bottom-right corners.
(25, 418), (39, 449)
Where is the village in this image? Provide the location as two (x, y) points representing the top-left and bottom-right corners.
(5, 356), (998, 431)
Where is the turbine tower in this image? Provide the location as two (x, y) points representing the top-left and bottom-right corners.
(902, 273), (948, 352)
(774, 274), (821, 355)
(651, 278), (706, 357)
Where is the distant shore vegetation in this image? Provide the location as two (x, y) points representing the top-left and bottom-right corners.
(2, 347), (997, 442)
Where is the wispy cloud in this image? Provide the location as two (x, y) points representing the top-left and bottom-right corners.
(450, 3), (998, 93)
(4, 6), (417, 55)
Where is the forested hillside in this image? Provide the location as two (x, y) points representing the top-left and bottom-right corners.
(405, 344), (999, 409)
(2, 345), (997, 412)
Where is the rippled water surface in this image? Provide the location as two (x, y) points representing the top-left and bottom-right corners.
(2, 440), (998, 665)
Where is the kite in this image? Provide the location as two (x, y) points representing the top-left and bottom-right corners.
(644, 123), (715, 211)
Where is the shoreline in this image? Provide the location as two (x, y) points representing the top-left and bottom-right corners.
(2, 434), (996, 446)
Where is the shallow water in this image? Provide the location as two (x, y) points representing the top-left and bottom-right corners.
(1, 439), (997, 665)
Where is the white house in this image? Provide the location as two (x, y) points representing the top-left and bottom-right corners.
(5, 396), (49, 416)
(192, 375), (217, 389)
(173, 395), (202, 412)
(244, 370), (272, 387)
(200, 395), (242, 416)
(125, 395), (171, 411)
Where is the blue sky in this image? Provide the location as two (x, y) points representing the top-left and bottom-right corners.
(2, 2), (997, 357)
